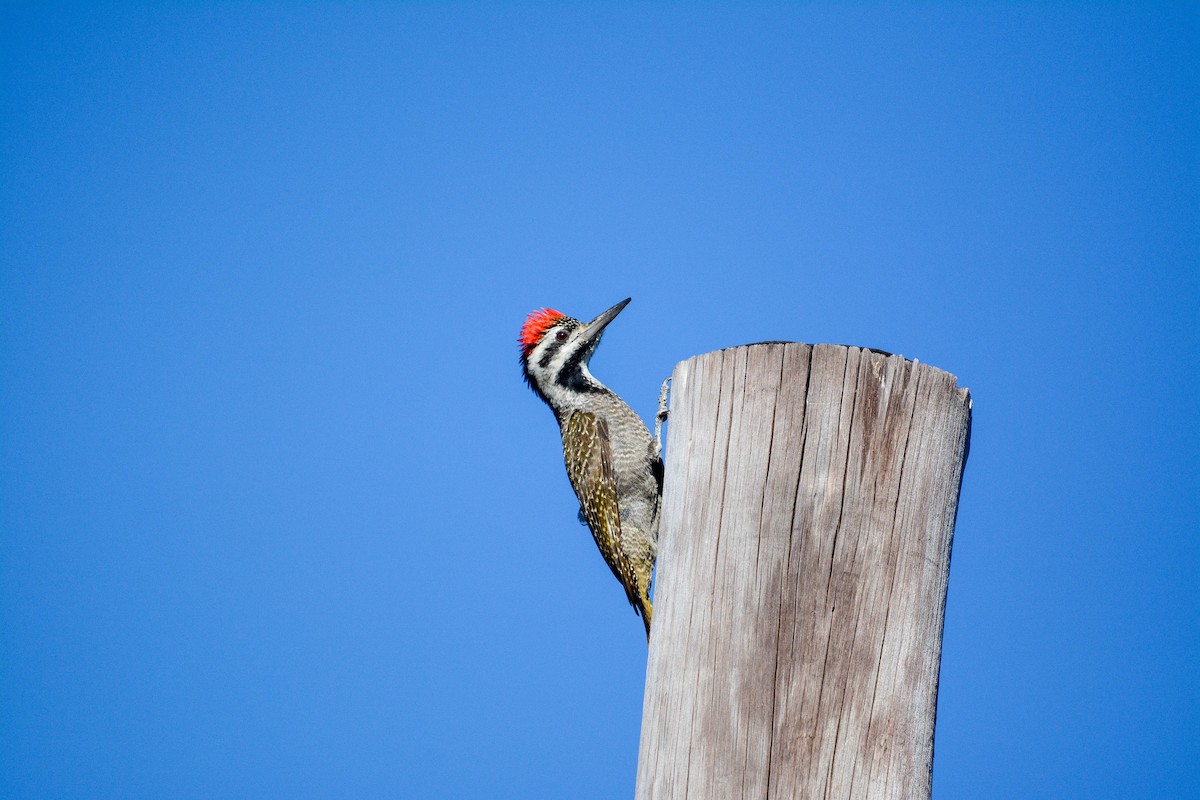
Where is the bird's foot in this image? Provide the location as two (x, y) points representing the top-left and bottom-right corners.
(655, 376), (672, 456)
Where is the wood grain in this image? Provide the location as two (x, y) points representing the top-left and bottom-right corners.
(636, 343), (971, 800)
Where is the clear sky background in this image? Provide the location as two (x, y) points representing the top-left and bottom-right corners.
(2, 4), (1196, 798)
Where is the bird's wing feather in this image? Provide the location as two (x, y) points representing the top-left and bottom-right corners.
(562, 410), (641, 610)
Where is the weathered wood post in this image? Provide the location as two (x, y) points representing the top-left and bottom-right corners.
(636, 343), (971, 800)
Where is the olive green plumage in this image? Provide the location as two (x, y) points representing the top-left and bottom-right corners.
(562, 410), (654, 638)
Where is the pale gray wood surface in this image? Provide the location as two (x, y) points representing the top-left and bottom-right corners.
(636, 343), (971, 800)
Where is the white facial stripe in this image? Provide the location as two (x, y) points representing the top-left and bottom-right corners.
(532, 329), (573, 377)
(527, 331), (559, 368)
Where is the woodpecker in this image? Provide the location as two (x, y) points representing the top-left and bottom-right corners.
(519, 297), (662, 640)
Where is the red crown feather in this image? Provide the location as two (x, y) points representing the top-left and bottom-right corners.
(519, 307), (566, 355)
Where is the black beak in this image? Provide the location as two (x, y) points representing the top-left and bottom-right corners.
(578, 297), (631, 355)
(585, 297), (631, 335)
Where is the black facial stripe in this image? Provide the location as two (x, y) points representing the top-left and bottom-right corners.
(537, 338), (566, 369)
(558, 369), (602, 393)
(554, 342), (602, 393)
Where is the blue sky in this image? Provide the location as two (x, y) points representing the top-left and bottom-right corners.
(1, 3), (1195, 798)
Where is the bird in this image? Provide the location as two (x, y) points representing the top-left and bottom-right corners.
(518, 297), (662, 640)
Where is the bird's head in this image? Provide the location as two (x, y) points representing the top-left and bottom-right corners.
(519, 297), (631, 412)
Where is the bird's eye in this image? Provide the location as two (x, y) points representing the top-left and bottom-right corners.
(555, 329), (569, 342)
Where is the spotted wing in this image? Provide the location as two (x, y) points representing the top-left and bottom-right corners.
(562, 410), (642, 611)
